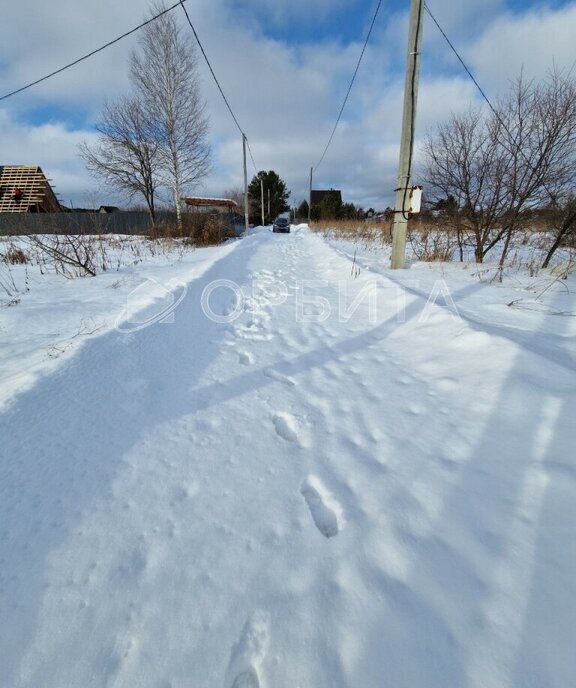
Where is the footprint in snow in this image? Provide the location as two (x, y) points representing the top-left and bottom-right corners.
(232, 669), (260, 688)
(301, 475), (344, 538)
(272, 412), (299, 443)
(234, 324), (273, 342)
(239, 351), (255, 365)
(227, 610), (269, 688)
(436, 377), (458, 393)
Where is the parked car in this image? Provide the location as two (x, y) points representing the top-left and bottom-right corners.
(272, 217), (290, 233)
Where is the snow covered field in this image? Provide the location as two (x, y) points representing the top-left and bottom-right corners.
(1, 226), (575, 687)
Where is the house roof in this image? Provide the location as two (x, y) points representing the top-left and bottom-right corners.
(182, 197), (238, 208)
(0, 165), (61, 213)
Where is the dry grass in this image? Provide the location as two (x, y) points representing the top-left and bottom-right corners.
(2, 244), (29, 265)
(193, 216), (235, 246)
(408, 227), (461, 262)
(309, 219), (392, 244)
(149, 214), (236, 247)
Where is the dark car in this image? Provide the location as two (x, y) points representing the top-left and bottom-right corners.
(272, 217), (290, 233)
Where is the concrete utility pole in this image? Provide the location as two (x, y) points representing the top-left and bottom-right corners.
(260, 178), (265, 226)
(308, 167), (313, 224)
(390, 0), (424, 269)
(242, 134), (249, 235)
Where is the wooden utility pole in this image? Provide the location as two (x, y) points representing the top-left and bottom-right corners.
(308, 167), (313, 224)
(390, 0), (424, 269)
(267, 188), (271, 219)
(260, 178), (265, 226)
(242, 134), (249, 235)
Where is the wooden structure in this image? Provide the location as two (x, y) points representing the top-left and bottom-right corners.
(0, 165), (61, 213)
(181, 197), (243, 238)
(182, 197), (238, 211)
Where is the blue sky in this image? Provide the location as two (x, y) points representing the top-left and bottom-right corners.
(236, 0), (381, 45)
(1, 0), (575, 209)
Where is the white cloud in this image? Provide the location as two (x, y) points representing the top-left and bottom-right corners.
(1, 0), (575, 211)
(0, 110), (99, 204)
(467, 3), (576, 89)
(0, 0), (137, 111)
(423, 0), (505, 38)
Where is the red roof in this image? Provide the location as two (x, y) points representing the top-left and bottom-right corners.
(182, 197), (238, 208)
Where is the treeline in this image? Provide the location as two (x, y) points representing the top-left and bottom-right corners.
(297, 192), (369, 221)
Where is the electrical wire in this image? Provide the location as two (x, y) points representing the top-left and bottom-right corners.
(0, 1), (187, 102)
(245, 139), (259, 175)
(178, 1), (259, 175)
(424, 2), (557, 202)
(423, 3), (502, 125)
(313, 0), (383, 173)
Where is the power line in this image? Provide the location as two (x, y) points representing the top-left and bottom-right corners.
(245, 139), (259, 175)
(0, 1), (186, 103)
(313, 0), (383, 173)
(423, 3), (501, 123)
(178, 0), (241, 133)
(177, 1), (259, 174)
(424, 2), (557, 202)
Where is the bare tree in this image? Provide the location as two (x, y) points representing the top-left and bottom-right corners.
(424, 69), (576, 264)
(79, 98), (160, 222)
(130, 2), (210, 230)
(223, 187), (245, 209)
(542, 194), (576, 268)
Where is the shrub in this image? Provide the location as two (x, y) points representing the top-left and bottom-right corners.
(409, 229), (458, 262)
(195, 216), (234, 246)
(2, 245), (29, 265)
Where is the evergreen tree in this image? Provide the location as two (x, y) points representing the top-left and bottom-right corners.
(434, 195), (458, 214)
(320, 189), (343, 220)
(248, 171), (290, 224)
(310, 204), (321, 221)
(341, 202), (358, 219)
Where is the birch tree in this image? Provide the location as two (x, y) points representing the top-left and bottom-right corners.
(130, 2), (210, 230)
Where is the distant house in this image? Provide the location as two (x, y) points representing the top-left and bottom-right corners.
(0, 165), (61, 213)
(310, 189), (342, 206)
(98, 205), (120, 214)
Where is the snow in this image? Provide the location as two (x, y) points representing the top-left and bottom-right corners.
(0, 236), (239, 410)
(1, 226), (575, 687)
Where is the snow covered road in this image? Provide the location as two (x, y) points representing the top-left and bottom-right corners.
(1, 227), (575, 687)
